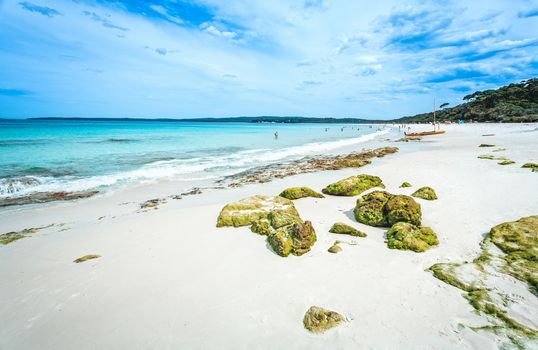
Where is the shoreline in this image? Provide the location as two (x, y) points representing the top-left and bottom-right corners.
(1, 123), (537, 349)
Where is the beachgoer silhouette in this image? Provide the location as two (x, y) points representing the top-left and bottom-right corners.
(274, 131), (279, 140)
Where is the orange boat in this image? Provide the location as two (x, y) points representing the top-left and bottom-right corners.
(405, 130), (446, 137)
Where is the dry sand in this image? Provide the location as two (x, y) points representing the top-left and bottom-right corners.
(1, 123), (537, 349)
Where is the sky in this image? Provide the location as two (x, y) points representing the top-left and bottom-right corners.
(0, 0), (537, 119)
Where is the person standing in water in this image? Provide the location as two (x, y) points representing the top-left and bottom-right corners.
(274, 131), (279, 140)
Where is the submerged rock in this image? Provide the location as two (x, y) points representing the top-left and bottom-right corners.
(411, 187), (438, 200)
(73, 254), (101, 263)
(387, 222), (438, 252)
(354, 191), (422, 227)
(479, 144), (495, 147)
(279, 187), (324, 200)
(329, 222), (367, 237)
(303, 306), (344, 333)
(522, 163), (538, 172)
(328, 242), (342, 253)
(0, 190), (99, 208)
(498, 160), (515, 165)
(400, 182), (412, 188)
(216, 195), (299, 227)
(322, 174), (384, 196)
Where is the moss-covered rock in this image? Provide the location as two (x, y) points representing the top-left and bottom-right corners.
(400, 182), (412, 188)
(0, 231), (26, 245)
(268, 228), (293, 257)
(354, 191), (422, 227)
(478, 154), (507, 160)
(429, 216), (538, 344)
(385, 195), (422, 226)
(479, 144), (495, 147)
(498, 160), (515, 165)
(322, 174), (384, 196)
(522, 163), (538, 172)
(387, 222), (439, 252)
(411, 186), (438, 200)
(269, 209), (303, 228)
(216, 195), (298, 227)
(279, 187), (324, 200)
(303, 306), (344, 333)
(268, 221), (316, 257)
(250, 219), (274, 236)
(329, 222), (367, 237)
(218, 195), (317, 257)
(328, 242), (342, 253)
(353, 191), (392, 226)
(73, 254), (101, 263)
(490, 216), (538, 292)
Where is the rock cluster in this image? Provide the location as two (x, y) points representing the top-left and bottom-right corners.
(222, 147), (398, 187)
(217, 195), (316, 257)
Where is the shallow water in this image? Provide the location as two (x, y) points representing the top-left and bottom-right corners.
(0, 119), (388, 198)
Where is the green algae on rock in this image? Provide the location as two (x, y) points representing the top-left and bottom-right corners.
(411, 186), (438, 201)
(268, 221), (316, 257)
(522, 163), (538, 172)
(73, 254), (101, 263)
(279, 187), (324, 200)
(387, 222), (438, 252)
(429, 216), (538, 346)
(217, 195), (317, 257)
(400, 182), (412, 188)
(479, 144), (495, 147)
(322, 174), (384, 196)
(303, 306), (344, 333)
(384, 194), (422, 226)
(478, 154), (507, 160)
(329, 222), (367, 237)
(498, 160), (515, 165)
(216, 195), (299, 227)
(354, 191), (422, 227)
(490, 215), (538, 293)
(328, 241), (342, 253)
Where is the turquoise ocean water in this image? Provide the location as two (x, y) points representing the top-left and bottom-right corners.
(0, 119), (388, 199)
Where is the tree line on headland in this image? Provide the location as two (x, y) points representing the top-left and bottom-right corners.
(397, 78), (538, 123)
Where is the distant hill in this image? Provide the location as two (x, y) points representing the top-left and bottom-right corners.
(396, 78), (538, 123)
(30, 116), (384, 124)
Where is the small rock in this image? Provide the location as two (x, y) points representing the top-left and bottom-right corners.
(411, 187), (438, 200)
(303, 306), (344, 333)
(73, 254), (101, 263)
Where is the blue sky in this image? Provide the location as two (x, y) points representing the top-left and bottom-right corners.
(0, 0), (537, 119)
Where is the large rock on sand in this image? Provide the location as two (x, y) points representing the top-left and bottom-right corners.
(279, 187), (324, 200)
(387, 222), (438, 252)
(268, 221), (317, 257)
(217, 195), (316, 257)
(216, 195), (299, 227)
(354, 191), (422, 227)
(322, 174), (384, 196)
(412, 187), (438, 200)
(303, 306), (344, 333)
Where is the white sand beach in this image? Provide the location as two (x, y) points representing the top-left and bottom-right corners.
(1, 123), (537, 349)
